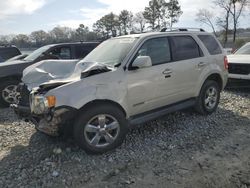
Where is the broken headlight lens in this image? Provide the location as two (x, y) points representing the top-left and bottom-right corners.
(31, 95), (56, 114)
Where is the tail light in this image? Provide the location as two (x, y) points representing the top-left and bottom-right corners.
(224, 56), (228, 70)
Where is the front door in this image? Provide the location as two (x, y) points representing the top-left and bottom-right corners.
(126, 37), (178, 115)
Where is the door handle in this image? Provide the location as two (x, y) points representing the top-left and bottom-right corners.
(162, 69), (172, 75)
(162, 69), (172, 78)
(198, 62), (206, 68)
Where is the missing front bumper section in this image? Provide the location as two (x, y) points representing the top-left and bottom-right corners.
(12, 104), (77, 136)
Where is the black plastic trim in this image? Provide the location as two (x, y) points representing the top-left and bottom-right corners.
(128, 98), (196, 126)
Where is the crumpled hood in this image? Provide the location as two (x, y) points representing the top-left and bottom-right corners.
(22, 59), (111, 90)
(227, 54), (250, 64)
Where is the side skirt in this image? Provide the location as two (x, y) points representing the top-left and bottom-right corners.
(128, 98), (196, 126)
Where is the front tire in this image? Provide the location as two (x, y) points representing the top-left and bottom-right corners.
(0, 79), (20, 108)
(73, 104), (128, 154)
(195, 80), (220, 115)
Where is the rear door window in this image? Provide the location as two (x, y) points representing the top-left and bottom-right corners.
(198, 35), (222, 55)
(169, 36), (202, 61)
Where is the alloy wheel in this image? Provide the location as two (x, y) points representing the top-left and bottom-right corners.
(84, 114), (120, 148)
(204, 86), (218, 110)
(1, 85), (20, 104)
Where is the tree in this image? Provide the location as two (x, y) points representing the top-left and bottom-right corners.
(11, 34), (30, 48)
(0, 35), (14, 45)
(93, 12), (119, 38)
(195, 9), (217, 36)
(93, 20), (107, 39)
(143, 0), (182, 30)
(165, 0), (183, 28)
(214, 0), (248, 43)
(75, 24), (89, 41)
(119, 10), (133, 35)
(30, 30), (48, 46)
(49, 26), (72, 43)
(133, 12), (146, 33)
(214, 0), (232, 46)
(230, 0), (248, 43)
(216, 14), (232, 46)
(143, 0), (162, 30)
(104, 12), (120, 37)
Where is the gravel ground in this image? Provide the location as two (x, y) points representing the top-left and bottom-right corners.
(0, 89), (249, 188)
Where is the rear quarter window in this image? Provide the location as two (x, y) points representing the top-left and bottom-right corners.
(198, 35), (222, 55)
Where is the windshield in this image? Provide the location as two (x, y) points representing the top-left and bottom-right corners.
(234, 43), (250, 55)
(81, 37), (138, 66)
(24, 45), (51, 61)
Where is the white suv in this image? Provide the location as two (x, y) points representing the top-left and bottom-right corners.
(14, 29), (228, 154)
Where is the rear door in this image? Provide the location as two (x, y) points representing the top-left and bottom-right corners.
(167, 35), (205, 98)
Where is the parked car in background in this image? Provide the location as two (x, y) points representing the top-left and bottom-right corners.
(13, 28), (228, 154)
(0, 42), (99, 107)
(6, 54), (28, 62)
(227, 42), (250, 87)
(0, 45), (21, 62)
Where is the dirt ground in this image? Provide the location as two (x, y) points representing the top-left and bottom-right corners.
(0, 89), (249, 188)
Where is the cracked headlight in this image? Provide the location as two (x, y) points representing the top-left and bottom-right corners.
(31, 95), (56, 114)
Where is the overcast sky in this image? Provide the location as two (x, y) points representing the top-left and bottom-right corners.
(0, 0), (249, 35)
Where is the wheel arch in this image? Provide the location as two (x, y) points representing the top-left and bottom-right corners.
(205, 73), (223, 91)
(78, 99), (127, 118)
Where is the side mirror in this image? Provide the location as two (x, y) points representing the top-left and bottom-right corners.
(132, 56), (152, 69)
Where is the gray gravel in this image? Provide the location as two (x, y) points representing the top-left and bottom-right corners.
(0, 89), (249, 188)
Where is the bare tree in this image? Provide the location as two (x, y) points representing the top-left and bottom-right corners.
(195, 9), (217, 36)
(230, 0), (248, 42)
(214, 0), (232, 46)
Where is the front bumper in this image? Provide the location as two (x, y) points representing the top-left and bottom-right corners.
(12, 104), (77, 136)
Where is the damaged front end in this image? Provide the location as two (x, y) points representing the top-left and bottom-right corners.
(13, 83), (77, 136)
(12, 59), (112, 136)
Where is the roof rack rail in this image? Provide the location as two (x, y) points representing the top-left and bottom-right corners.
(160, 28), (205, 32)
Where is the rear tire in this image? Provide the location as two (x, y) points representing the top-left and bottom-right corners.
(0, 79), (20, 108)
(195, 80), (220, 115)
(73, 104), (128, 154)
